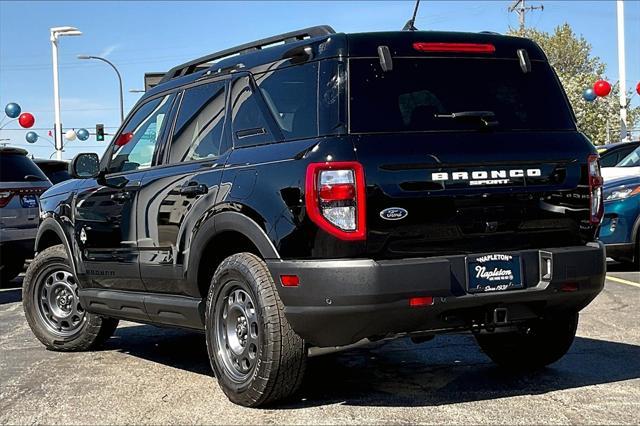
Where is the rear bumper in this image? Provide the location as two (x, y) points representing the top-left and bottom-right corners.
(267, 243), (606, 347)
(0, 231), (35, 261)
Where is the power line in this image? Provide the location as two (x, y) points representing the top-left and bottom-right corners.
(508, 0), (544, 31)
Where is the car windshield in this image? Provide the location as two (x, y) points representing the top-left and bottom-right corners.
(617, 146), (640, 167)
(349, 57), (576, 133)
(0, 155), (48, 182)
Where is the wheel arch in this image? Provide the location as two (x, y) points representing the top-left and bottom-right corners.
(35, 217), (76, 273)
(186, 211), (280, 298)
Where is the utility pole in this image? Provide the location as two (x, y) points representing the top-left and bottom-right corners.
(508, 0), (544, 32)
(616, 0), (629, 141)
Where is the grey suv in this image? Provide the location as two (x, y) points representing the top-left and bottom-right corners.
(0, 147), (50, 283)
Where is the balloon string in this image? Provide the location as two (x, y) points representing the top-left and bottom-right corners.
(38, 136), (56, 148)
(0, 118), (17, 130)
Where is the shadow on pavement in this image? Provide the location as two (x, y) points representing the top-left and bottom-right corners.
(0, 288), (22, 305)
(103, 325), (640, 408)
(106, 325), (211, 376)
(292, 335), (640, 408)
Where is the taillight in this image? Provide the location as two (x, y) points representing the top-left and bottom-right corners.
(305, 162), (366, 241)
(0, 190), (14, 208)
(413, 42), (496, 54)
(587, 154), (604, 224)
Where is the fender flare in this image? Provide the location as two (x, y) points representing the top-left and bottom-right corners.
(35, 217), (77, 273)
(185, 211), (280, 287)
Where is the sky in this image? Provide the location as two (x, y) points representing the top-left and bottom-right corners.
(1, 0), (639, 160)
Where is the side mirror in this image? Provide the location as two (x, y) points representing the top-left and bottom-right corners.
(70, 153), (100, 179)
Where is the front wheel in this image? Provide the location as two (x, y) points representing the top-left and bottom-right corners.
(205, 253), (306, 407)
(475, 312), (578, 370)
(22, 245), (119, 351)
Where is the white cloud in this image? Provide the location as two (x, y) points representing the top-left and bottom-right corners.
(98, 44), (120, 58)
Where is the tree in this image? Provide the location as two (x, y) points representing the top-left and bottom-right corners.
(509, 23), (639, 145)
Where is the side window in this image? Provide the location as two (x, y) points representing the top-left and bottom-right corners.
(254, 62), (318, 140)
(108, 94), (174, 174)
(230, 76), (273, 147)
(169, 81), (227, 163)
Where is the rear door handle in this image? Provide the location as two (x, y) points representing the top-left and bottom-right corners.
(179, 183), (208, 197)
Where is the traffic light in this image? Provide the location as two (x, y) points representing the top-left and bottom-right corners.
(96, 124), (104, 141)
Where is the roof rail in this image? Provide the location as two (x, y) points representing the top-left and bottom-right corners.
(159, 25), (336, 84)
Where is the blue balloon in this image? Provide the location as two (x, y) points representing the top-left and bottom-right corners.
(25, 131), (38, 144)
(5, 102), (21, 118)
(76, 128), (90, 141)
(583, 88), (597, 102)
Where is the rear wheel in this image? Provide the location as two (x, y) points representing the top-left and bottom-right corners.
(22, 245), (119, 351)
(205, 252), (306, 407)
(476, 312), (578, 370)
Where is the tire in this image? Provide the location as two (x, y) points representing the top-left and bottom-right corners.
(475, 312), (578, 370)
(22, 245), (119, 352)
(205, 252), (306, 407)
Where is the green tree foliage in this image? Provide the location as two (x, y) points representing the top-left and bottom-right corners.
(509, 23), (639, 145)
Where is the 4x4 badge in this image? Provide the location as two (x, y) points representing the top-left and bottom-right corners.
(380, 207), (408, 221)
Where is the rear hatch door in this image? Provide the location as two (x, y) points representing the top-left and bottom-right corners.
(347, 45), (596, 258)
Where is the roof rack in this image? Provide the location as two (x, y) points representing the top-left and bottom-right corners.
(159, 25), (336, 84)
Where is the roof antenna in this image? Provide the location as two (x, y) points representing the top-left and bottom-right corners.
(403, 0), (421, 31)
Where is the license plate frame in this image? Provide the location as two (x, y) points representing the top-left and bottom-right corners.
(466, 253), (523, 293)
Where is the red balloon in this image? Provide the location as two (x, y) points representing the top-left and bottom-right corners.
(115, 132), (133, 146)
(18, 112), (35, 128)
(593, 80), (611, 97)
(636, 81), (640, 96)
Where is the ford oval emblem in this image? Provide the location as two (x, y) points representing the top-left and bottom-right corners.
(380, 207), (408, 221)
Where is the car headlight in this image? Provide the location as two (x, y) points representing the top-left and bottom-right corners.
(604, 184), (640, 201)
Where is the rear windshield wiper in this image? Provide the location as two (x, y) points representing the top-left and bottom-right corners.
(434, 111), (499, 128)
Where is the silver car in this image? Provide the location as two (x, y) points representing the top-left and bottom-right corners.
(0, 147), (51, 283)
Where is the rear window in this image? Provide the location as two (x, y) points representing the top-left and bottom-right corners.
(349, 58), (575, 133)
(0, 155), (48, 182)
(37, 164), (71, 184)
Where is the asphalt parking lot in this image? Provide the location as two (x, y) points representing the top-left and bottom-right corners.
(1, 265), (639, 425)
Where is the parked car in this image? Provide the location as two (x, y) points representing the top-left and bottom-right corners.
(597, 141), (640, 168)
(602, 146), (640, 181)
(23, 26), (606, 407)
(0, 147), (51, 283)
(599, 175), (640, 267)
(34, 159), (71, 184)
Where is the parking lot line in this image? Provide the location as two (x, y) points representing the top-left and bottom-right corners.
(607, 275), (640, 288)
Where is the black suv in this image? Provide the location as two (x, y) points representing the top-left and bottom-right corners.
(23, 26), (606, 407)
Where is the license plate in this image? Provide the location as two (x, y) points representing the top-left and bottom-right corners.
(20, 194), (38, 208)
(467, 253), (523, 293)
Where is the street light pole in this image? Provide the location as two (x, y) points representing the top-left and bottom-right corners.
(50, 26), (82, 161)
(78, 55), (124, 123)
(616, 0), (629, 141)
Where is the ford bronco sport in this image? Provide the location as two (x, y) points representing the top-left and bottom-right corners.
(23, 26), (606, 407)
